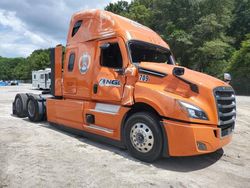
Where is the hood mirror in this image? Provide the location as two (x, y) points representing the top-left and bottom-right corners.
(173, 67), (185, 76)
(100, 43), (110, 50)
(224, 73), (232, 84)
(172, 67), (198, 93)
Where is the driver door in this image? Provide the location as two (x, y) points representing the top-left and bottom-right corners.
(91, 37), (128, 103)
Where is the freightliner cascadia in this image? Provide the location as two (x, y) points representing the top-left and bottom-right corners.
(12, 10), (236, 162)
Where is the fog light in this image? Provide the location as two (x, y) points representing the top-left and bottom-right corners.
(197, 141), (207, 151)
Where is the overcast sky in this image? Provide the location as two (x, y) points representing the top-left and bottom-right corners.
(0, 0), (130, 57)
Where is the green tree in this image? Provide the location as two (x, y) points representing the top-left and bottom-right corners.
(0, 57), (25, 80)
(106, 0), (152, 26)
(0, 48), (50, 81)
(124, 1), (152, 26)
(228, 34), (250, 94)
(25, 49), (51, 79)
(105, 1), (130, 16)
(228, 0), (250, 48)
(196, 39), (233, 75)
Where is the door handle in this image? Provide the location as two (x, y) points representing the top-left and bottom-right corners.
(93, 84), (98, 94)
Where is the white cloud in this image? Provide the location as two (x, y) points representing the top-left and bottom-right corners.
(0, 0), (131, 57)
(0, 9), (58, 57)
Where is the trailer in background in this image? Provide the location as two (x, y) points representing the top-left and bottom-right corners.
(32, 68), (51, 90)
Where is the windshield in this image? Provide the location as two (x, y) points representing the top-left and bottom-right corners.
(128, 40), (175, 65)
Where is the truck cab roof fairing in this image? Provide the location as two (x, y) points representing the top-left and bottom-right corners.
(66, 9), (169, 49)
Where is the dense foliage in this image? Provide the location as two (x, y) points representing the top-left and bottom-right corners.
(0, 0), (249, 94)
(0, 49), (50, 81)
(228, 35), (250, 94)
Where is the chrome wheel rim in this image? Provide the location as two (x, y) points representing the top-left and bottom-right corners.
(130, 123), (154, 153)
(28, 100), (35, 117)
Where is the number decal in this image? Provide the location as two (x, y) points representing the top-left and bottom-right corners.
(139, 74), (149, 82)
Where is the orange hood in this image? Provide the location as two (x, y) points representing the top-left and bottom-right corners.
(136, 62), (232, 124)
(138, 62), (228, 93)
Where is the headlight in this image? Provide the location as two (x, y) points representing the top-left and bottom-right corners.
(178, 101), (208, 120)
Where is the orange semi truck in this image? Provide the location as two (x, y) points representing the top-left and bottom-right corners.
(12, 10), (236, 162)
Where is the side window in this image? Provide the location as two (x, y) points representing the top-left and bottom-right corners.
(34, 74), (36, 79)
(100, 43), (123, 68)
(71, 20), (82, 37)
(68, 53), (75, 72)
(40, 74), (44, 79)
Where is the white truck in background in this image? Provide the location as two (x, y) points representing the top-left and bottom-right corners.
(32, 68), (51, 90)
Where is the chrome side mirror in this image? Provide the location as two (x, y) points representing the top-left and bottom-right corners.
(224, 73), (231, 84)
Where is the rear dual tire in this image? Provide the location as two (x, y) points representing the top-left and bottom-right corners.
(13, 93), (45, 122)
(27, 95), (45, 122)
(13, 93), (28, 117)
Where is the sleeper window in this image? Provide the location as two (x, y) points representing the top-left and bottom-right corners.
(68, 53), (75, 72)
(72, 20), (82, 37)
(100, 43), (123, 68)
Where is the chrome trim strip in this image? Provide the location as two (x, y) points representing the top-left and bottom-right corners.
(89, 109), (117, 115)
(218, 103), (236, 109)
(138, 67), (167, 77)
(88, 124), (114, 134)
(216, 96), (235, 101)
(95, 103), (120, 114)
(219, 118), (235, 126)
(219, 110), (236, 117)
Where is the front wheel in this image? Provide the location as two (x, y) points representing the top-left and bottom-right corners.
(125, 112), (163, 162)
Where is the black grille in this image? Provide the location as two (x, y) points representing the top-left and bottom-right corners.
(214, 87), (236, 137)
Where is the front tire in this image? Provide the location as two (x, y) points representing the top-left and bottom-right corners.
(125, 112), (163, 162)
